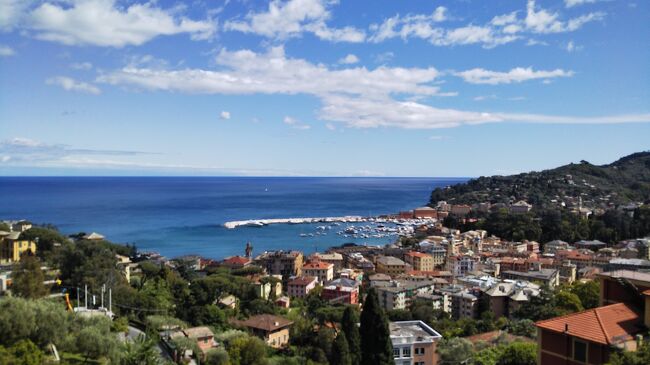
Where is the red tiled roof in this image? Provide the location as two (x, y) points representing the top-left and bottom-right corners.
(304, 261), (333, 269)
(236, 314), (293, 332)
(405, 251), (432, 258)
(535, 303), (643, 345)
(223, 256), (250, 265)
(288, 276), (317, 286)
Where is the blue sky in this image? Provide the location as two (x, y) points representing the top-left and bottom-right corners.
(0, 0), (648, 177)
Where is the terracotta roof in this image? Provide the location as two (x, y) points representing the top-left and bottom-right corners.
(288, 276), (317, 286)
(303, 261), (334, 269)
(405, 251), (432, 258)
(535, 303), (644, 345)
(223, 256), (251, 265)
(183, 326), (214, 339)
(238, 314), (293, 332)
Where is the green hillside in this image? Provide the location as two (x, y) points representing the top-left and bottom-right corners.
(430, 151), (650, 209)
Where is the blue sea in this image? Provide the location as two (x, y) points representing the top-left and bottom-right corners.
(0, 177), (467, 259)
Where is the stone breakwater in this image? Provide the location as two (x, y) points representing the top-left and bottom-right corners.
(223, 216), (368, 229)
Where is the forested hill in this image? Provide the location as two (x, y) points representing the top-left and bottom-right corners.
(430, 152), (650, 209)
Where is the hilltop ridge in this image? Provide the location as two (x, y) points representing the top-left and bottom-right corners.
(430, 151), (650, 210)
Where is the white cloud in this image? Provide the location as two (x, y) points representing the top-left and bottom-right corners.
(473, 94), (497, 101)
(0, 0), (34, 31)
(46, 76), (101, 94)
(28, 0), (216, 47)
(325, 123), (336, 130)
(456, 67), (574, 85)
(98, 46), (649, 130)
(565, 0), (598, 8)
(0, 44), (15, 56)
(369, 1), (604, 47)
(428, 135), (448, 140)
(224, 0), (365, 42)
(525, 0), (604, 34)
(220, 111), (231, 120)
(99, 46), (442, 99)
(369, 10), (518, 48)
(283, 116), (310, 130)
(338, 54), (359, 64)
(70, 62), (92, 70)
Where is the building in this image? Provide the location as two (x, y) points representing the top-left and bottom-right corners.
(446, 255), (476, 277)
(255, 251), (303, 284)
(376, 256), (410, 277)
(375, 280), (437, 311)
(413, 207), (437, 219)
(535, 303), (646, 365)
(597, 270), (650, 307)
(287, 276), (318, 298)
(420, 244), (447, 268)
(501, 269), (560, 288)
(404, 251), (434, 272)
(302, 260), (334, 284)
(83, 232), (105, 240)
(482, 281), (540, 318)
(311, 252), (344, 269)
(235, 314), (293, 348)
(221, 256), (252, 270)
(183, 326), (218, 356)
(509, 200), (532, 214)
(321, 277), (360, 305)
(450, 205), (471, 217)
(115, 254), (132, 283)
(253, 277), (282, 300)
(450, 291), (479, 319)
(390, 321), (442, 365)
(0, 231), (36, 264)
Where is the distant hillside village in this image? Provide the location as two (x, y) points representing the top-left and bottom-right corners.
(2, 200), (650, 365)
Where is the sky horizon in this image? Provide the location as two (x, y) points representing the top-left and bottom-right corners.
(1, 0), (649, 177)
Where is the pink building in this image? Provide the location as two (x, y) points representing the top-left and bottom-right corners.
(287, 276), (318, 298)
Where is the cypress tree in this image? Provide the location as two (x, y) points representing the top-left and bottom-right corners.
(331, 331), (352, 365)
(360, 288), (395, 365)
(341, 306), (361, 365)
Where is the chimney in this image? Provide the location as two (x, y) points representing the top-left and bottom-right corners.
(565, 323), (569, 333)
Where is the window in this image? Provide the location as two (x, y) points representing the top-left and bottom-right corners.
(573, 339), (587, 363)
(415, 362), (425, 365)
(402, 347), (411, 357)
(393, 348), (401, 358)
(415, 347), (425, 355)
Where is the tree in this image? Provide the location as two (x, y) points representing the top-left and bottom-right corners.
(331, 332), (352, 365)
(341, 306), (361, 365)
(496, 342), (536, 365)
(608, 340), (650, 365)
(206, 348), (230, 365)
(11, 255), (47, 299)
(555, 291), (584, 314)
(568, 280), (599, 309)
(0, 340), (44, 365)
(359, 288), (394, 365)
(120, 335), (160, 365)
(436, 337), (473, 364)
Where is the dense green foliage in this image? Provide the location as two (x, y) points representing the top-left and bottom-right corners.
(513, 281), (599, 321)
(607, 339), (650, 365)
(331, 332), (352, 365)
(431, 152), (650, 207)
(341, 306), (361, 365)
(444, 206), (650, 244)
(359, 288), (394, 365)
(11, 255), (48, 299)
(0, 339), (45, 365)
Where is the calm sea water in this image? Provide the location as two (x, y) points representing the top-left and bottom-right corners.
(0, 177), (467, 259)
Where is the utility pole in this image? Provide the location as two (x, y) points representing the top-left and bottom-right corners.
(101, 284), (105, 309)
(109, 288), (112, 313)
(84, 285), (88, 308)
(76, 287), (80, 309)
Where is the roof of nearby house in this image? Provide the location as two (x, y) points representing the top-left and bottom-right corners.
(324, 277), (359, 289)
(597, 270), (650, 284)
(376, 256), (407, 266)
(183, 326), (214, 339)
(303, 261), (334, 269)
(369, 273), (392, 281)
(288, 276), (317, 286)
(238, 314), (293, 332)
(535, 303), (644, 345)
(83, 232), (105, 240)
(404, 251), (432, 259)
(223, 256), (251, 265)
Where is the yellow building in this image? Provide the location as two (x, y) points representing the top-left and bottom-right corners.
(404, 251), (434, 272)
(0, 232), (37, 264)
(376, 256), (409, 277)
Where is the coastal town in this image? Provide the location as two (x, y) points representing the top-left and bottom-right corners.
(2, 195), (650, 365)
